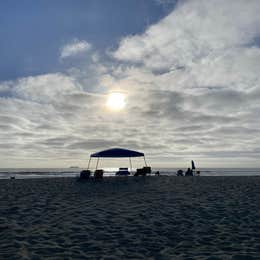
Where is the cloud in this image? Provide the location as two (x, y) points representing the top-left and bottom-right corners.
(1, 0), (260, 167)
(12, 73), (81, 103)
(114, 0), (260, 70)
(60, 39), (92, 59)
(106, 0), (260, 165)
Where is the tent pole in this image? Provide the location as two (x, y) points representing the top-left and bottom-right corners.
(96, 157), (100, 170)
(129, 157), (132, 173)
(144, 156), (148, 166)
(87, 157), (91, 170)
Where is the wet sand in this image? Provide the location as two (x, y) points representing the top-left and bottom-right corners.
(0, 176), (259, 259)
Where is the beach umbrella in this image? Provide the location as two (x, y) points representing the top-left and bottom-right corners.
(191, 160), (196, 170)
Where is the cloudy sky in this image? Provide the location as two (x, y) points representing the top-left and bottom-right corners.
(1, 0), (260, 168)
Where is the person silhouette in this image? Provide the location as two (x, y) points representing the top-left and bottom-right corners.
(185, 167), (193, 176)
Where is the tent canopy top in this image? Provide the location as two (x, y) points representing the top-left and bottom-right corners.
(90, 148), (144, 158)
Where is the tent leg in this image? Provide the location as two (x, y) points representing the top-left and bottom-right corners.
(87, 157), (92, 170)
(129, 157), (132, 173)
(96, 157), (100, 170)
(144, 156), (148, 166)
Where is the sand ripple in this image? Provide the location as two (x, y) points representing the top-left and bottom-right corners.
(0, 176), (259, 259)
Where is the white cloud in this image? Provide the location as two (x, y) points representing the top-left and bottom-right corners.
(106, 0), (260, 165)
(1, 0), (260, 167)
(114, 0), (260, 73)
(60, 39), (92, 59)
(12, 73), (81, 103)
(111, 0), (260, 96)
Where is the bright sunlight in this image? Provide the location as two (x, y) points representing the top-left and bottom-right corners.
(106, 92), (126, 111)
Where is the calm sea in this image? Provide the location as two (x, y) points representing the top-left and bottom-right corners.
(0, 168), (260, 179)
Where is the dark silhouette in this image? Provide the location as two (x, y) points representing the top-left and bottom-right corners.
(80, 170), (91, 179)
(134, 168), (146, 176)
(94, 169), (104, 179)
(89, 148), (150, 177)
(134, 166), (151, 176)
(185, 167), (193, 176)
(177, 169), (184, 176)
(143, 166), (151, 174)
(155, 171), (160, 176)
(191, 160), (196, 171)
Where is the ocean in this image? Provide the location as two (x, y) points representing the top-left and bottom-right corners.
(0, 168), (260, 179)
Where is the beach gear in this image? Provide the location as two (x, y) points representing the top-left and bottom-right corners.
(87, 148), (149, 174)
(116, 168), (130, 176)
(94, 169), (104, 179)
(191, 160), (196, 170)
(134, 167), (151, 176)
(177, 169), (184, 176)
(80, 170), (91, 179)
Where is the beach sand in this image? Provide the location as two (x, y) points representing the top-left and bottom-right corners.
(0, 176), (259, 259)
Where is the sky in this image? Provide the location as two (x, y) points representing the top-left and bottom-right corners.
(0, 0), (260, 168)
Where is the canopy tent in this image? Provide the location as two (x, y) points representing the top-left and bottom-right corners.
(87, 148), (147, 171)
(91, 148), (144, 158)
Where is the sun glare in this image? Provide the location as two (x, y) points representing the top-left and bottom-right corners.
(106, 92), (126, 111)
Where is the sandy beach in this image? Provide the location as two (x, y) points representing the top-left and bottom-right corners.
(0, 176), (259, 259)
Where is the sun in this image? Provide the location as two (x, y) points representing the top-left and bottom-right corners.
(106, 92), (126, 111)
